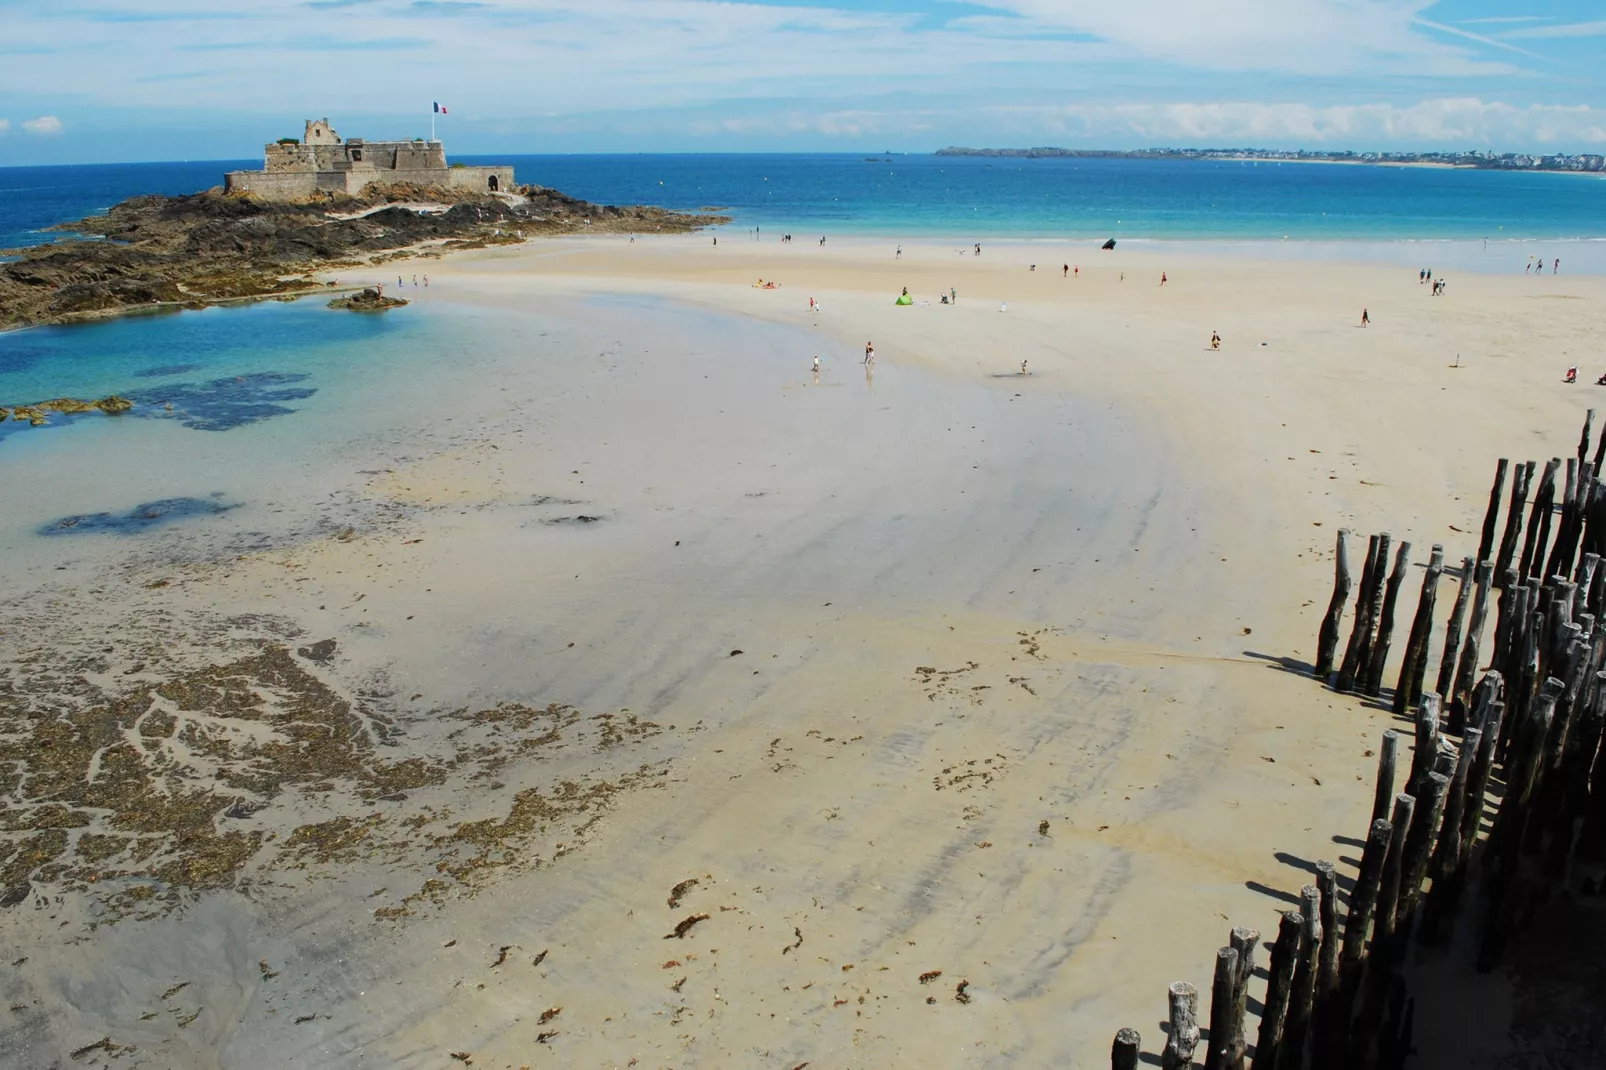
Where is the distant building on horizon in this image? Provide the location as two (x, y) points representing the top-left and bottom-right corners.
(224, 118), (514, 201)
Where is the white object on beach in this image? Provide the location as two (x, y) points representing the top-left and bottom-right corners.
(999, 301), (1008, 312)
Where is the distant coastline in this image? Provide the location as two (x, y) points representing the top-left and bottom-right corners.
(935, 146), (1606, 173)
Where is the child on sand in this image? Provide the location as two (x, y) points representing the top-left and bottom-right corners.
(864, 342), (874, 365)
(1361, 308), (1370, 326)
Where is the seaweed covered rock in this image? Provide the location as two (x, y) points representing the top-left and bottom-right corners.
(2, 395), (136, 426)
(328, 287), (407, 312)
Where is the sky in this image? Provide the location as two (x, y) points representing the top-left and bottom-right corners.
(2, 0), (1605, 164)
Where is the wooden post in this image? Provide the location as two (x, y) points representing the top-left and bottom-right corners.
(1407, 693), (1442, 796)
(1373, 794), (1418, 950)
(1577, 553), (1600, 604)
(1316, 529), (1353, 679)
(1496, 462), (1534, 583)
(1364, 541), (1414, 696)
(1112, 1027), (1141, 1070)
(1276, 887), (1322, 1070)
(1205, 945), (1239, 1070)
(1450, 562), (1496, 729)
(1161, 981), (1201, 1070)
(1397, 771), (1452, 931)
(1491, 570), (1522, 676)
(1349, 795), (1416, 1065)
(1479, 459), (1510, 564)
(1228, 926), (1260, 1070)
(1340, 818), (1393, 975)
(1315, 861), (1339, 998)
(1419, 728), (1483, 944)
(1432, 728), (1482, 883)
(1251, 911), (1303, 1070)
(1370, 730), (1401, 827)
(1434, 556), (1477, 702)
(1580, 409), (1595, 467)
(1338, 534), (1386, 693)
(1520, 459), (1560, 580)
(1461, 688), (1505, 852)
(1393, 546), (1445, 715)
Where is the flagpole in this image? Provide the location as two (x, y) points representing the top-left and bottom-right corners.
(431, 106), (436, 144)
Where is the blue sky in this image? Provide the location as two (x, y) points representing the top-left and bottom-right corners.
(2, 0), (1605, 164)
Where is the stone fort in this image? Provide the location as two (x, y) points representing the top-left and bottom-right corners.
(224, 118), (515, 201)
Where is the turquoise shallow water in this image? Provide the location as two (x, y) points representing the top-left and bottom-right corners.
(0, 298), (412, 444)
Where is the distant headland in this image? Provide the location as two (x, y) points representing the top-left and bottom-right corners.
(935, 146), (1606, 172)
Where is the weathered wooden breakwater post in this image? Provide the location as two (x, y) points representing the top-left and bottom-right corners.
(1369, 730), (1400, 826)
(1478, 458), (1509, 564)
(1204, 945), (1240, 1070)
(1363, 541), (1413, 695)
(1495, 460), (1535, 582)
(1392, 546), (1445, 714)
(1111, 1027), (1141, 1070)
(1250, 911), (1303, 1070)
(1315, 529), (1353, 678)
(1160, 981), (1200, 1070)
(1433, 556), (1476, 703)
(1337, 534), (1387, 692)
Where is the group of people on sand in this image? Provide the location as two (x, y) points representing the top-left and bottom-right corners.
(1563, 367), (1606, 386)
(1418, 268), (1448, 295)
(1528, 257), (1560, 275)
(753, 278), (780, 289)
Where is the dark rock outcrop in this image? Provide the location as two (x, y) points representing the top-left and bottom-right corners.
(0, 182), (725, 330)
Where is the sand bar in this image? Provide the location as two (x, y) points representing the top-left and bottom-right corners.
(3, 233), (1604, 1067)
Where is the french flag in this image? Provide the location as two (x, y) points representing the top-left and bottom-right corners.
(433, 102), (448, 114)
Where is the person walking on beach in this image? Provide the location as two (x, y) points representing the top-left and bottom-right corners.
(1555, 258), (1561, 274)
(951, 286), (957, 303)
(1419, 268), (1426, 284)
(398, 276), (404, 288)
(864, 342), (875, 365)
(1063, 264), (1069, 277)
(1210, 330), (1221, 350)
(1361, 308), (1370, 326)
(412, 274), (418, 287)
(423, 275), (429, 287)
(812, 355), (821, 374)
(974, 243), (981, 257)
(896, 245), (902, 259)
(713, 236), (717, 246)
(1020, 360), (1029, 375)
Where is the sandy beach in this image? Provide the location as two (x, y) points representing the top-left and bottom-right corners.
(4, 233), (1605, 1068)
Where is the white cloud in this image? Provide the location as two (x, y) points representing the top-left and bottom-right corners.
(1502, 20), (1606, 39)
(21, 115), (64, 135)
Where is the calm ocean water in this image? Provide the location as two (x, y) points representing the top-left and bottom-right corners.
(3, 154), (1605, 251)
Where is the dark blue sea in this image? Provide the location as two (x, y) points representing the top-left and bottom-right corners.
(4, 154), (1605, 251)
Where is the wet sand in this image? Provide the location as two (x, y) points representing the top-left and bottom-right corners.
(3, 235), (1604, 1067)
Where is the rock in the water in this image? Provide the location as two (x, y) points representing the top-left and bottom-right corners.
(298, 638), (338, 663)
(328, 287), (407, 312)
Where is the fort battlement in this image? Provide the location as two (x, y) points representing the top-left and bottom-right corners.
(225, 118), (513, 201)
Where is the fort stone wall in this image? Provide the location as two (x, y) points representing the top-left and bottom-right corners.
(226, 120), (514, 201)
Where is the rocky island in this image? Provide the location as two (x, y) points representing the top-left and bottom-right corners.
(0, 181), (723, 331)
